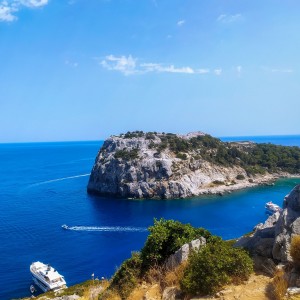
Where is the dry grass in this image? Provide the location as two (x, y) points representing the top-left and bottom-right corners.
(270, 269), (288, 300)
(291, 235), (300, 266)
(165, 262), (187, 287)
(98, 288), (121, 300)
(145, 264), (166, 290)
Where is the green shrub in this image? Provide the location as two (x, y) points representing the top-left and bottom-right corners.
(212, 180), (224, 185)
(123, 131), (144, 138)
(110, 252), (142, 299)
(236, 174), (245, 180)
(176, 153), (187, 160)
(180, 239), (253, 296)
(114, 149), (139, 160)
(140, 219), (212, 269)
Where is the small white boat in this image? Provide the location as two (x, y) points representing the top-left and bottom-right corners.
(62, 224), (69, 230)
(30, 261), (67, 292)
(30, 284), (36, 293)
(265, 201), (282, 214)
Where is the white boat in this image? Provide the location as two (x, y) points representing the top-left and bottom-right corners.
(265, 201), (282, 214)
(62, 224), (69, 230)
(30, 261), (67, 292)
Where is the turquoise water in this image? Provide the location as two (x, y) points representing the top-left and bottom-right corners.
(0, 136), (299, 299)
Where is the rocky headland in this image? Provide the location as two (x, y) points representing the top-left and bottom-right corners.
(87, 131), (300, 199)
(236, 184), (300, 265)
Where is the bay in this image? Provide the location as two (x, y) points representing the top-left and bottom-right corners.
(0, 135), (299, 299)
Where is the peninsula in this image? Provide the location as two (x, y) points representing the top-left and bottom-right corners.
(87, 131), (300, 199)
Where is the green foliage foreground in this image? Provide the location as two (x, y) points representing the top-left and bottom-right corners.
(103, 219), (253, 299)
(140, 219), (212, 268)
(180, 239), (253, 295)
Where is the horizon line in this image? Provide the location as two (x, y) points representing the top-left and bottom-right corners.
(1, 133), (300, 145)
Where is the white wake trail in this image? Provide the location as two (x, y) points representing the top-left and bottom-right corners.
(30, 173), (91, 186)
(64, 226), (148, 233)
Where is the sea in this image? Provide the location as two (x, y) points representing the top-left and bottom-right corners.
(0, 135), (300, 300)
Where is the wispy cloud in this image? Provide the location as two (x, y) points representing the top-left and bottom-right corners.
(100, 55), (138, 75)
(214, 68), (222, 76)
(20, 0), (48, 7)
(0, 0), (48, 22)
(261, 66), (294, 74)
(141, 63), (195, 74)
(271, 68), (293, 73)
(65, 60), (79, 68)
(217, 14), (242, 23)
(177, 19), (185, 27)
(99, 55), (214, 76)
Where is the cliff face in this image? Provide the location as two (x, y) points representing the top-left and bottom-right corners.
(236, 184), (300, 264)
(87, 131), (269, 199)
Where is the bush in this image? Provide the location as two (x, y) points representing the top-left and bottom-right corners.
(212, 180), (224, 185)
(180, 239), (253, 296)
(176, 153), (187, 160)
(140, 219), (212, 269)
(236, 174), (245, 180)
(290, 235), (300, 266)
(114, 149), (139, 160)
(110, 252), (142, 299)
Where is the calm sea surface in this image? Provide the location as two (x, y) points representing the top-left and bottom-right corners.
(1, 136), (300, 299)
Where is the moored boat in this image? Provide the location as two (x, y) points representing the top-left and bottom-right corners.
(265, 201), (282, 214)
(30, 261), (67, 292)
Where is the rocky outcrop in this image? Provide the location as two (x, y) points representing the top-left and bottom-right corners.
(235, 185), (300, 266)
(87, 131), (282, 199)
(165, 238), (206, 270)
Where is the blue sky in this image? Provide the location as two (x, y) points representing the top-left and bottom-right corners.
(0, 0), (299, 142)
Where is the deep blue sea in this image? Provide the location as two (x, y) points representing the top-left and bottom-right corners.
(1, 135), (300, 300)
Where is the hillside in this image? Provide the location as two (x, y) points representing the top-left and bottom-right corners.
(87, 131), (300, 199)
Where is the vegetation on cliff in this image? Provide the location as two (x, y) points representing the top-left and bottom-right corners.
(180, 239), (253, 295)
(100, 219), (253, 299)
(115, 131), (300, 175)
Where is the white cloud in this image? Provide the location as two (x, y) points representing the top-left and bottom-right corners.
(101, 55), (138, 75)
(177, 19), (185, 26)
(0, 2), (17, 21)
(19, 0), (48, 7)
(217, 14), (242, 23)
(141, 63), (194, 74)
(0, 0), (48, 22)
(214, 69), (222, 76)
(100, 55), (217, 76)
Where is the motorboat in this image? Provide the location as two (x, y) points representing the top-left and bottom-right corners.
(30, 261), (67, 292)
(265, 201), (282, 214)
(62, 224), (69, 230)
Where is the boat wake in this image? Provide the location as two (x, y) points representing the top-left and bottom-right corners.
(29, 174), (91, 187)
(62, 225), (148, 232)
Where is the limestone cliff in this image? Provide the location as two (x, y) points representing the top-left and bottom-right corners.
(235, 184), (300, 264)
(87, 131), (299, 199)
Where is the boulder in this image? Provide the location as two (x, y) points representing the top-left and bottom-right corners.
(165, 237), (206, 270)
(162, 287), (182, 300)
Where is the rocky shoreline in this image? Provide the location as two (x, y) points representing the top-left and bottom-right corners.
(193, 173), (300, 196)
(87, 131), (300, 199)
